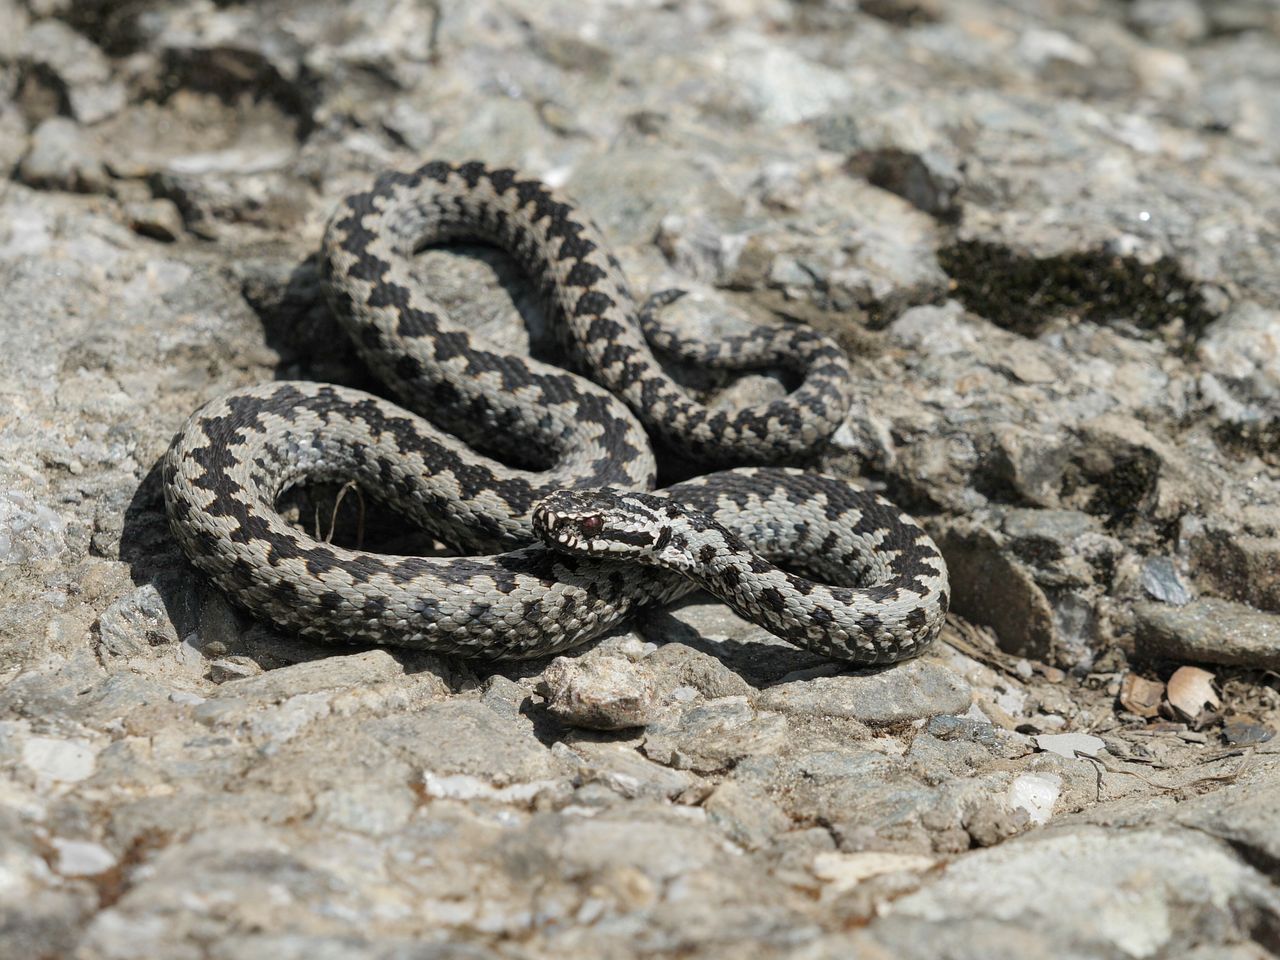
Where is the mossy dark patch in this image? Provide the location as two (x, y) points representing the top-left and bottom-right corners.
(938, 240), (1215, 340)
(56, 0), (158, 56)
(1213, 419), (1280, 468)
(155, 47), (317, 138)
(1059, 447), (1163, 532)
(1083, 451), (1162, 528)
(1006, 533), (1066, 567)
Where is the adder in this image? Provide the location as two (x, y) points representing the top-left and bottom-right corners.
(162, 160), (949, 663)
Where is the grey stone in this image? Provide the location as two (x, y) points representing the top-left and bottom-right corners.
(1197, 301), (1280, 405)
(478, 674), (529, 718)
(642, 599), (833, 683)
(769, 746), (969, 854)
(885, 300), (972, 358)
(1135, 598), (1280, 669)
(925, 715), (1032, 760)
(18, 19), (125, 124)
(150, 168), (310, 239)
(0, 488), (67, 566)
(942, 500), (1124, 668)
(21, 734), (99, 783)
(124, 199), (186, 243)
(1071, 413), (1217, 532)
(212, 650), (409, 703)
(1141, 556), (1193, 605)
(95, 583), (180, 661)
(188, 652), (450, 750)
(536, 654), (659, 730)
(999, 509), (1110, 575)
(1221, 719), (1274, 747)
(642, 642), (754, 700)
(642, 696), (789, 773)
(369, 699), (563, 787)
(309, 779), (418, 836)
(208, 656), (262, 683)
(703, 780), (792, 851)
(1185, 514), (1280, 613)
(560, 739), (699, 801)
(757, 661), (972, 726)
(847, 147), (962, 220)
(872, 826), (1280, 959)
(1203, 3), (1280, 40)
(720, 37), (855, 128)
(938, 521), (1057, 662)
(1175, 776), (1280, 874)
(0, 888), (92, 960)
(503, 804), (744, 892)
(17, 116), (109, 193)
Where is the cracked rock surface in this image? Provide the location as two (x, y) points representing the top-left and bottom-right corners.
(2, 0), (1279, 957)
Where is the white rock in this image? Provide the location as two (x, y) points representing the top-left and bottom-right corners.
(52, 838), (117, 876)
(22, 736), (97, 783)
(1007, 772), (1062, 825)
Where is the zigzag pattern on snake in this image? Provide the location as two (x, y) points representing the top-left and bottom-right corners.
(162, 160), (949, 663)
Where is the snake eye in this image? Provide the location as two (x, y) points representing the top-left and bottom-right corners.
(579, 515), (604, 537)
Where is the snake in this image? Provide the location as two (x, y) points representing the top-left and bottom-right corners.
(162, 160), (949, 663)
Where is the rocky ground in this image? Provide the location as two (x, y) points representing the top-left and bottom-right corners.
(2, 0), (1280, 957)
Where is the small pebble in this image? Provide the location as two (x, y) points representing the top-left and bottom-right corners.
(537, 655), (659, 730)
(1006, 773), (1062, 825)
(209, 656), (263, 683)
(52, 838), (117, 877)
(1222, 721), (1274, 746)
(125, 200), (186, 242)
(17, 117), (109, 193)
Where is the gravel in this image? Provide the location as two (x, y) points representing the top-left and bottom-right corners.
(3, 0), (1280, 956)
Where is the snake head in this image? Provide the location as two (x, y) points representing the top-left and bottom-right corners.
(533, 489), (676, 560)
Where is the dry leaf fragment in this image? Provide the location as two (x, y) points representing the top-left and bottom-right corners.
(1119, 674), (1165, 718)
(1166, 665), (1220, 722)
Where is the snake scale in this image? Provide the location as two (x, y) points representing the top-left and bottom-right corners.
(163, 160), (949, 663)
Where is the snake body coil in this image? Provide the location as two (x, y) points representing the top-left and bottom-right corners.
(163, 161), (949, 663)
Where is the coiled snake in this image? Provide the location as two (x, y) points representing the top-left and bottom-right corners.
(163, 160), (949, 663)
